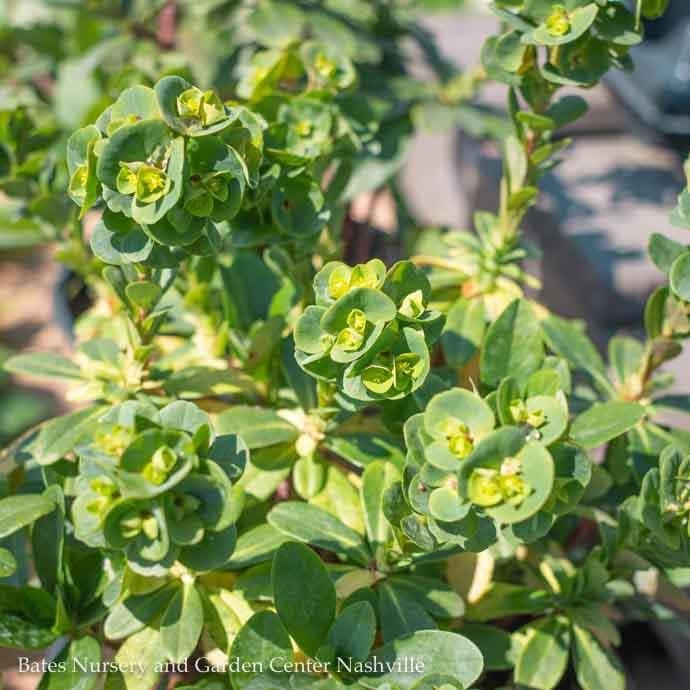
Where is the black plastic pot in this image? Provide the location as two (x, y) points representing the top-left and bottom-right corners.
(607, 1), (690, 146)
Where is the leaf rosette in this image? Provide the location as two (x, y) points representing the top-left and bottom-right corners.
(71, 400), (246, 574)
(391, 385), (586, 549)
(295, 260), (442, 400)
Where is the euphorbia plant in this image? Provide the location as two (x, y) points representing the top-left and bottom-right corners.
(2, 1), (690, 690)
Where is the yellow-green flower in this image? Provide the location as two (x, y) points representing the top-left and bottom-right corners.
(201, 90), (225, 125)
(362, 364), (394, 394)
(546, 6), (570, 36)
(94, 425), (132, 456)
(116, 163), (139, 196)
(320, 333), (335, 351)
(347, 309), (367, 334)
(400, 289), (425, 319)
(136, 165), (170, 204)
(336, 327), (364, 352)
(141, 514), (160, 540)
(68, 164), (89, 203)
(328, 265), (352, 300)
(349, 263), (379, 289)
(314, 52), (336, 79)
(295, 120), (313, 136)
(85, 477), (117, 519)
(177, 87), (204, 120)
(177, 86), (226, 126)
(438, 418), (475, 459)
(394, 352), (421, 391)
(120, 511), (144, 539)
(510, 399), (546, 428)
(448, 431), (473, 459)
(142, 445), (176, 485)
(500, 473), (530, 506)
(468, 468), (503, 507)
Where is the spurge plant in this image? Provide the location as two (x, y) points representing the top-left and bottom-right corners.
(2, 1), (690, 690)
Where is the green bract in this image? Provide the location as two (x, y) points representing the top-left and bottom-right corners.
(71, 399), (245, 575)
(295, 259), (441, 400)
(486, 0), (641, 88)
(66, 69), (363, 264)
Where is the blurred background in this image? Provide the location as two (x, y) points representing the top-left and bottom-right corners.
(1, 0), (690, 688)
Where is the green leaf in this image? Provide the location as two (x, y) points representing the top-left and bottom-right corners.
(0, 548), (17, 578)
(570, 401), (645, 448)
(110, 85), (160, 123)
(272, 176), (330, 237)
(640, 0), (669, 20)
(505, 135), (527, 193)
(247, 1), (305, 48)
(0, 493), (55, 539)
(177, 525), (237, 572)
(293, 454), (327, 499)
(160, 581), (204, 663)
(649, 233), (686, 274)
(466, 583), (552, 622)
(268, 502), (370, 565)
(387, 576), (465, 620)
(0, 585), (58, 649)
(159, 400), (212, 436)
(163, 367), (258, 401)
(459, 623), (514, 671)
(359, 630), (483, 689)
(106, 625), (165, 690)
(326, 600), (376, 663)
(545, 95), (589, 128)
(494, 31), (527, 72)
(378, 581), (437, 642)
(37, 636), (101, 690)
(4, 352), (83, 381)
(229, 610), (293, 690)
(441, 298), (485, 368)
(97, 119), (170, 189)
(361, 461), (400, 557)
(325, 433), (405, 470)
(272, 542), (336, 656)
(32, 486), (64, 593)
(125, 280), (162, 310)
(216, 406), (298, 449)
(644, 286), (669, 339)
(227, 524), (291, 569)
(104, 585), (176, 641)
(670, 250), (690, 301)
(515, 616), (570, 690)
(541, 315), (607, 381)
(32, 405), (105, 465)
(92, 217), (153, 266)
(428, 486), (467, 522)
(480, 299), (543, 388)
(572, 623), (625, 690)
